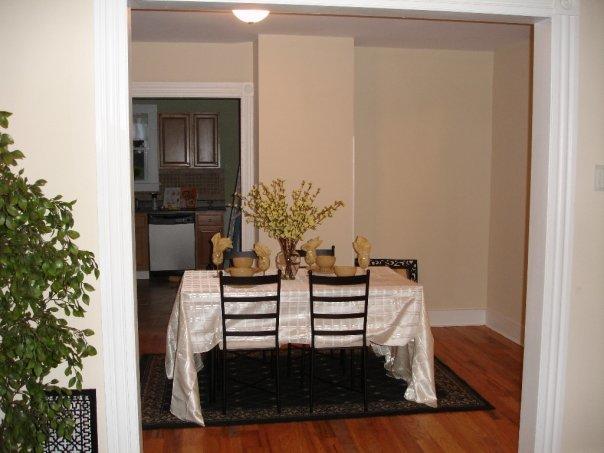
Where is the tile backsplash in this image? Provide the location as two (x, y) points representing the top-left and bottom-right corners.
(136, 169), (224, 201)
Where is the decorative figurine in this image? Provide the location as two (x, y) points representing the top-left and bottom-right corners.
(253, 242), (271, 275)
(211, 233), (233, 269)
(353, 236), (371, 270)
(301, 237), (322, 269)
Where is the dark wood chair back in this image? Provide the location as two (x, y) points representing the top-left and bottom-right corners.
(308, 270), (370, 349)
(218, 271), (282, 350)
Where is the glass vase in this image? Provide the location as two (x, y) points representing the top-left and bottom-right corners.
(275, 238), (301, 280)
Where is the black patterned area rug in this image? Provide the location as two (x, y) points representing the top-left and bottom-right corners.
(140, 350), (493, 430)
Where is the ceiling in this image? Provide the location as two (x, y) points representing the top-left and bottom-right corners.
(131, 10), (531, 51)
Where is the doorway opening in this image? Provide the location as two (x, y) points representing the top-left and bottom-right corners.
(93, 2), (579, 452)
(131, 96), (242, 354)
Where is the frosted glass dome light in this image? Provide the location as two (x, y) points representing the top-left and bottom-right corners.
(232, 9), (270, 24)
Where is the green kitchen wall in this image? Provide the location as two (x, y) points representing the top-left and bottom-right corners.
(134, 98), (241, 202)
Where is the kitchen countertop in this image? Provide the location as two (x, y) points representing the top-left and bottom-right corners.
(135, 206), (228, 215)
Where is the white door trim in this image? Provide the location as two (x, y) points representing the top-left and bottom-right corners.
(520, 9), (580, 452)
(94, 1), (142, 452)
(94, 1), (580, 452)
(131, 82), (256, 250)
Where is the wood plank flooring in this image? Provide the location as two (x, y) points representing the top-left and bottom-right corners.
(138, 278), (523, 452)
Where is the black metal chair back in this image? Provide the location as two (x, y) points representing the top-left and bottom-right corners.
(218, 271), (281, 350)
(354, 258), (418, 282)
(308, 270), (370, 349)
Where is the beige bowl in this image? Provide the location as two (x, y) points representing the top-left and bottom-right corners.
(316, 255), (336, 269)
(232, 257), (254, 268)
(226, 267), (255, 277)
(334, 266), (357, 277)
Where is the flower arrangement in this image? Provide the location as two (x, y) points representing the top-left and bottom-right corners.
(240, 179), (344, 240)
(239, 179), (344, 279)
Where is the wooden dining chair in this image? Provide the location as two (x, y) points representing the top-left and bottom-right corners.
(307, 270), (371, 413)
(218, 270), (282, 415)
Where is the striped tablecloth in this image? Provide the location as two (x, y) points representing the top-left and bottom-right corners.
(165, 266), (437, 425)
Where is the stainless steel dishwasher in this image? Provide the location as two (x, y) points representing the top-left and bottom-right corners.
(148, 212), (196, 272)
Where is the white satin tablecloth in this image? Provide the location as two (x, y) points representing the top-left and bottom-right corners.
(165, 266), (437, 425)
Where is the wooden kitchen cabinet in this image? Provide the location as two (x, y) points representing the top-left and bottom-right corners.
(195, 211), (223, 269)
(159, 113), (219, 169)
(191, 114), (219, 167)
(159, 113), (190, 167)
(134, 212), (149, 271)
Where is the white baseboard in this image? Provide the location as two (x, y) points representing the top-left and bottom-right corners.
(428, 309), (486, 327)
(136, 271), (149, 280)
(486, 309), (524, 345)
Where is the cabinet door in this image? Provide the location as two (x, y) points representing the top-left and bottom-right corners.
(134, 213), (149, 271)
(196, 226), (221, 269)
(191, 114), (219, 168)
(195, 212), (224, 269)
(159, 114), (190, 167)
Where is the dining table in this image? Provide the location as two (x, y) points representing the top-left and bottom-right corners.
(165, 266), (437, 425)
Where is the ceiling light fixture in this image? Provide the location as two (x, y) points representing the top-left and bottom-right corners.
(232, 9), (270, 24)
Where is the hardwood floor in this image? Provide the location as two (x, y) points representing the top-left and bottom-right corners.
(138, 277), (181, 356)
(138, 278), (523, 452)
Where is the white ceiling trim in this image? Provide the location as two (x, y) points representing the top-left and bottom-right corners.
(133, 0), (560, 18)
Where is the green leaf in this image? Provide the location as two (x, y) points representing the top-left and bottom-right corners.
(0, 132), (14, 146)
(0, 110), (12, 128)
(6, 205), (19, 217)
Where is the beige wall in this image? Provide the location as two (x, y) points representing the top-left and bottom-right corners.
(257, 35), (355, 263)
(131, 41), (253, 82)
(354, 47), (494, 310)
(0, 0), (106, 451)
(562, 0), (604, 450)
(487, 40), (531, 342)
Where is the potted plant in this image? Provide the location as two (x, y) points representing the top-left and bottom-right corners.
(239, 179), (344, 279)
(0, 111), (99, 452)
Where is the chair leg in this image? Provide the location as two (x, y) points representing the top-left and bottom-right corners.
(309, 348), (315, 413)
(362, 346), (368, 412)
(222, 349), (228, 415)
(208, 349), (214, 404)
(214, 347), (219, 403)
(340, 348), (346, 374)
(300, 348), (305, 388)
(287, 343), (292, 377)
(350, 349), (355, 388)
(275, 347), (281, 413)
